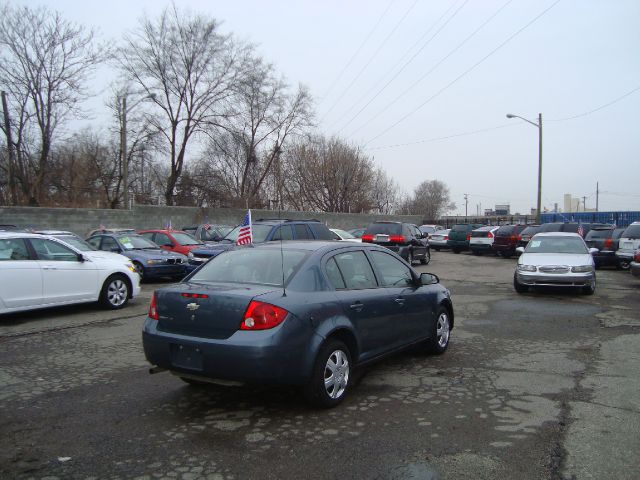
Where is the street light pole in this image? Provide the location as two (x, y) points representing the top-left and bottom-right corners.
(506, 112), (543, 224)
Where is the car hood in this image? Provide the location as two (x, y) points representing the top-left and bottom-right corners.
(125, 249), (187, 260)
(83, 251), (131, 263)
(519, 253), (594, 267)
(191, 242), (236, 255)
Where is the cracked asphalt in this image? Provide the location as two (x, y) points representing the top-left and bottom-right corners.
(1, 251), (639, 479)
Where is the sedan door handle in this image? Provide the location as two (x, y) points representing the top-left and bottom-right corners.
(394, 297), (405, 305)
(349, 302), (364, 312)
(43, 266), (58, 270)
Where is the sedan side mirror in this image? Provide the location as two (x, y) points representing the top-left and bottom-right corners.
(76, 253), (86, 262)
(516, 247), (525, 254)
(419, 273), (439, 285)
(589, 248), (599, 255)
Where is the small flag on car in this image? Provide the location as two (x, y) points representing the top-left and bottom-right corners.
(577, 223), (584, 237)
(236, 210), (253, 246)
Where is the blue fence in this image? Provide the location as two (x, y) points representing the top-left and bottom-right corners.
(540, 211), (640, 227)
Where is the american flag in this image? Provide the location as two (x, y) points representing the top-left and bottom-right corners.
(577, 223), (584, 237)
(236, 210), (253, 245)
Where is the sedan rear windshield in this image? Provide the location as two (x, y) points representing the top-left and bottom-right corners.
(451, 224), (471, 232)
(171, 232), (201, 246)
(190, 248), (308, 286)
(621, 225), (640, 239)
(496, 225), (515, 235)
(539, 223), (564, 232)
(365, 223), (402, 235)
(521, 226), (542, 236)
(525, 236), (588, 254)
(585, 229), (613, 240)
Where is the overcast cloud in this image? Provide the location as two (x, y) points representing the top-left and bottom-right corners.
(12, 0), (640, 215)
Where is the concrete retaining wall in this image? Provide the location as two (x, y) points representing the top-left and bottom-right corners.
(0, 206), (423, 237)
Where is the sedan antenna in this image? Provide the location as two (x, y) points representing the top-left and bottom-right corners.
(278, 199), (287, 297)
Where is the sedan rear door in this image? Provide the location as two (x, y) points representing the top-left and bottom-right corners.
(0, 237), (43, 310)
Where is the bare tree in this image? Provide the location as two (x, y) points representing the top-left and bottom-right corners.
(118, 5), (244, 205)
(206, 58), (312, 207)
(370, 168), (400, 214)
(282, 136), (375, 213)
(0, 3), (104, 206)
(410, 179), (456, 220)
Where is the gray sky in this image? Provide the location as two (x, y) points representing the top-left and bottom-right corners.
(14, 0), (640, 215)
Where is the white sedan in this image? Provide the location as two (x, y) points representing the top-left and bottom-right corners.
(514, 232), (597, 295)
(330, 228), (362, 242)
(0, 232), (141, 314)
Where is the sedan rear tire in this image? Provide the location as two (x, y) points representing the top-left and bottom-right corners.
(99, 274), (130, 309)
(420, 250), (431, 265)
(304, 339), (352, 408)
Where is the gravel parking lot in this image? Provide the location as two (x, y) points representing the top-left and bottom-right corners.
(1, 250), (639, 479)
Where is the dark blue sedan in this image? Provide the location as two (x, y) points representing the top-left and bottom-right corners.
(87, 233), (188, 280)
(143, 241), (454, 407)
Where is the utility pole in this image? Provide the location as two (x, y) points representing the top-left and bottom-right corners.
(464, 194), (469, 219)
(582, 196), (587, 212)
(1, 91), (17, 205)
(596, 182), (599, 212)
(121, 96), (128, 209)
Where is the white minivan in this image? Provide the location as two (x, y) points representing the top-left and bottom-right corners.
(615, 222), (640, 270)
(0, 232), (141, 314)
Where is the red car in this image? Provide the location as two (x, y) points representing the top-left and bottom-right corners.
(138, 229), (204, 256)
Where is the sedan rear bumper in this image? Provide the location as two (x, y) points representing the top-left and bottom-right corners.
(142, 317), (317, 385)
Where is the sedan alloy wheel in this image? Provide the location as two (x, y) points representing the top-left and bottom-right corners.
(101, 275), (129, 309)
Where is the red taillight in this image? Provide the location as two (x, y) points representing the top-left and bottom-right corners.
(466, 233), (471, 241)
(361, 234), (374, 243)
(240, 301), (289, 330)
(634, 250), (640, 262)
(444, 235), (448, 240)
(389, 235), (405, 243)
(488, 232), (494, 238)
(517, 235), (522, 241)
(149, 293), (159, 320)
(181, 293), (209, 299)
(603, 238), (613, 249)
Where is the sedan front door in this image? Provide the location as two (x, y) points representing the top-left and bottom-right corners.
(29, 238), (99, 304)
(0, 237), (43, 310)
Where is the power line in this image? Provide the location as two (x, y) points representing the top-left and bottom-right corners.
(347, 0), (513, 138)
(320, 0), (419, 122)
(366, 122), (517, 150)
(320, 0), (397, 103)
(335, 0), (466, 132)
(547, 85), (640, 122)
(368, 83), (640, 151)
(364, 0), (562, 145)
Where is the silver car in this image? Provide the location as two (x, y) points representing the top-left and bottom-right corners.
(514, 232), (597, 295)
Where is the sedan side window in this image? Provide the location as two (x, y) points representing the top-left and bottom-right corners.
(154, 233), (172, 247)
(86, 236), (102, 250)
(325, 256), (346, 289)
(0, 238), (30, 261)
(370, 251), (413, 287)
(140, 232), (155, 242)
(30, 239), (78, 261)
(101, 237), (120, 252)
(333, 251), (377, 290)
(294, 224), (313, 240)
(271, 225), (293, 241)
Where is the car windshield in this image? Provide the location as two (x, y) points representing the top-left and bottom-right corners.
(621, 224), (640, 239)
(53, 235), (96, 251)
(171, 232), (201, 246)
(223, 224), (272, 243)
(366, 223), (401, 235)
(525, 236), (588, 254)
(190, 248), (308, 286)
(118, 235), (158, 250)
(419, 226), (436, 234)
